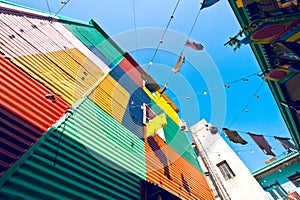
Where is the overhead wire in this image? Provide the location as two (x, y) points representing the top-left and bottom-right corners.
(132, 0), (139, 61)
(45, 0), (51, 15)
(130, 71), (264, 109)
(180, 5), (202, 54)
(227, 80), (265, 129)
(146, 0), (181, 72)
(54, 0), (71, 16)
(165, 5), (203, 85)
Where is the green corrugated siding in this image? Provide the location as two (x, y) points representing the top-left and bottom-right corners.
(163, 115), (202, 171)
(62, 22), (123, 66)
(148, 99), (202, 171)
(0, 98), (145, 199)
(71, 98), (146, 178)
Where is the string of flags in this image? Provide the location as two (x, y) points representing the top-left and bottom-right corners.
(248, 133), (276, 156)
(222, 128), (248, 145)
(185, 40), (204, 50)
(205, 125), (299, 157)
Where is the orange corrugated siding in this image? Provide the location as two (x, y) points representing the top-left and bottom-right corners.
(89, 75), (129, 123)
(0, 54), (69, 176)
(145, 134), (214, 200)
(0, 11), (104, 105)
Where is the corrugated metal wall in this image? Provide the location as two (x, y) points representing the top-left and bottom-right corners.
(163, 115), (202, 171)
(89, 75), (129, 123)
(66, 98), (146, 178)
(145, 113), (167, 137)
(143, 88), (180, 125)
(50, 21), (110, 74)
(122, 87), (150, 140)
(142, 92), (200, 170)
(0, 54), (69, 176)
(145, 134), (214, 200)
(62, 21), (123, 68)
(110, 65), (139, 94)
(0, 11), (104, 105)
(0, 3), (214, 199)
(119, 57), (143, 88)
(0, 98), (144, 199)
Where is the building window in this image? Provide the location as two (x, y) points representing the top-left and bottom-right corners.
(268, 187), (287, 200)
(288, 172), (300, 187)
(216, 161), (235, 180)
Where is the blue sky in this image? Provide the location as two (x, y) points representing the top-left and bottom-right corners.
(6, 0), (293, 171)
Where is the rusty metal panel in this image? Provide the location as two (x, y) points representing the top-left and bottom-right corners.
(0, 54), (69, 176)
(145, 134), (214, 200)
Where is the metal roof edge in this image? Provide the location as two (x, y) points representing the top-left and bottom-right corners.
(0, 0), (58, 20)
(57, 15), (92, 26)
(0, 0), (91, 26)
(227, 0), (300, 147)
(89, 19), (125, 55)
(252, 151), (300, 176)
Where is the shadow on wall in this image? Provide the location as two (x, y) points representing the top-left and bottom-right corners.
(147, 136), (172, 180)
(181, 173), (190, 195)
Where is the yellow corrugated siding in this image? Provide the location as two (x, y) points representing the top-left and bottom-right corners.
(143, 88), (179, 125)
(45, 49), (102, 88)
(145, 113), (167, 137)
(89, 75), (129, 123)
(11, 49), (104, 105)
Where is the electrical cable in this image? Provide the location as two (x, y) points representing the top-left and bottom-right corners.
(181, 6), (202, 54)
(146, 0), (181, 72)
(227, 80), (265, 129)
(55, 0), (71, 16)
(45, 0), (51, 15)
(132, 0), (139, 61)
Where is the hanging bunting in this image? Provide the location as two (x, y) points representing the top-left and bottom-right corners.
(172, 53), (185, 73)
(248, 133), (276, 156)
(274, 136), (300, 151)
(185, 40), (204, 50)
(222, 128), (248, 145)
(159, 82), (168, 96)
(200, 0), (220, 9)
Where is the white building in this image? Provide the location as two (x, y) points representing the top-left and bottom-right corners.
(190, 119), (269, 200)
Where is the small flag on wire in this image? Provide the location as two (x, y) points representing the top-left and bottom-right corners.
(185, 40), (204, 50)
(201, 0), (220, 9)
(172, 53), (185, 73)
(274, 136), (300, 151)
(248, 133), (276, 156)
(223, 128), (248, 145)
(159, 82), (168, 96)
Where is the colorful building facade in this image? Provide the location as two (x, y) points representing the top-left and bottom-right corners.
(252, 152), (300, 200)
(191, 119), (269, 200)
(0, 1), (214, 199)
(227, 0), (300, 147)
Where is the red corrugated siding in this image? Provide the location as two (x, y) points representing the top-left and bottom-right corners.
(124, 52), (147, 76)
(118, 57), (143, 88)
(0, 55), (70, 176)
